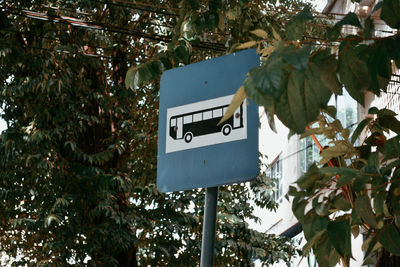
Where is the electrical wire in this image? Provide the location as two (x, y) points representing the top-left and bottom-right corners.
(1, 7), (227, 52)
(42, 3), (176, 29)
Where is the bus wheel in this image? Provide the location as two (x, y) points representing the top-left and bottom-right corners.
(184, 132), (193, 143)
(222, 125), (231, 136)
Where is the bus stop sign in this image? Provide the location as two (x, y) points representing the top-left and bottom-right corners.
(157, 49), (260, 192)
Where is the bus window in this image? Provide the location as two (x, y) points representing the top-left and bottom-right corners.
(203, 111), (212, 120)
(170, 118), (176, 127)
(193, 113), (202, 122)
(212, 108), (222, 118)
(184, 115), (193, 124)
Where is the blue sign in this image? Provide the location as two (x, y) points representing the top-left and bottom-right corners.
(157, 49), (260, 192)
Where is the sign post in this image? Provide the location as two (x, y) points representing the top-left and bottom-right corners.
(157, 49), (260, 265)
(200, 186), (218, 267)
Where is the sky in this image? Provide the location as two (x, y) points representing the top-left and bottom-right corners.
(0, 108), (5, 132)
(0, 119), (6, 132)
(314, 0), (327, 11)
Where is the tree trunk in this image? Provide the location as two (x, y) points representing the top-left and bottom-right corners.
(116, 245), (138, 267)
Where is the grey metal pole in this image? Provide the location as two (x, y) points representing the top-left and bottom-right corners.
(200, 186), (219, 267)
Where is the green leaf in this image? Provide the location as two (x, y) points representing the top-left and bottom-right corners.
(244, 50), (285, 102)
(297, 164), (328, 190)
(328, 13), (362, 40)
(327, 220), (352, 258)
(337, 174), (355, 187)
(377, 224), (400, 256)
(175, 45), (190, 64)
(148, 60), (164, 79)
(378, 115), (400, 134)
(302, 211), (329, 240)
(338, 41), (371, 105)
(362, 42), (392, 95)
(282, 45), (311, 71)
(250, 46), (333, 134)
(332, 195), (352, 211)
(381, 0), (400, 29)
(350, 118), (372, 144)
(354, 195), (378, 228)
(377, 108), (397, 117)
(244, 45), (311, 118)
(367, 151), (379, 168)
(351, 209), (363, 225)
(288, 185), (300, 197)
(138, 64), (151, 84)
(363, 235), (382, 259)
(287, 70), (308, 131)
(292, 197), (307, 219)
(313, 233), (341, 267)
(285, 6), (313, 40)
(383, 136), (400, 161)
(319, 166), (358, 187)
(353, 175), (371, 192)
(319, 166), (359, 176)
(382, 159), (400, 175)
(374, 191), (388, 217)
(307, 49), (342, 95)
(303, 229), (327, 252)
(159, 56), (173, 70)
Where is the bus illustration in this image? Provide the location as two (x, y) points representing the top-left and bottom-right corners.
(165, 94), (248, 153)
(169, 103), (243, 143)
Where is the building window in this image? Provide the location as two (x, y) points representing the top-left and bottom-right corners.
(299, 90), (358, 173)
(267, 159), (283, 203)
(299, 136), (325, 173)
(336, 90), (358, 129)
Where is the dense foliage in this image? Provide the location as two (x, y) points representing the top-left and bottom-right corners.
(0, 0), (301, 266)
(290, 107), (400, 266)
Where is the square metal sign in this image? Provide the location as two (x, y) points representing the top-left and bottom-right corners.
(157, 49), (260, 192)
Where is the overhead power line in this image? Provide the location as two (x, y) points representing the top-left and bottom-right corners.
(1, 7), (227, 52)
